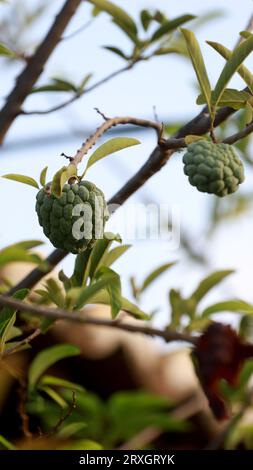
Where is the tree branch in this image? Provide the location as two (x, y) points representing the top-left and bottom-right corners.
(0, 0), (83, 144)
(0, 295), (196, 357)
(223, 119), (253, 145)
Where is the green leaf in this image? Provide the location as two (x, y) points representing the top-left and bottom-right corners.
(68, 439), (103, 450)
(140, 10), (152, 31)
(102, 244), (131, 267)
(51, 164), (77, 197)
(44, 278), (66, 308)
(96, 267), (122, 318)
(197, 88), (253, 109)
(0, 289), (29, 353)
(207, 41), (253, 94)
(28, 344), (80, 391)
(2, 173), (39, 189)
(40, 375), (85, 393)
(32, 77), (77, 94)
(181, 28), (212, 114)
(154, 46), (183, 56)
(85, 289), (149, 320)
(82, 137), (140, 177)
(73, 249), (93, 287)
(67, 269), (120, 310)
(211, 35), (253, 107)
(240, 31), (253, 40)
(190, 270), (234, 304)
(140, 262), (176, 293)
(79, 73), (93, 91)
(202, 300), (253, 317)
(88, 0), (137, 35)
(57, 422), (87, 439)
(40, 166), (48, 187)
(0, 435), (16, 450)
(6, 240), (43, 250)
(0, 42), (15, 57)
(39, 385), (68, 408)
(151, 15), (195, 42)
(0, 247), (43, 268)
(88, 234), (121, 279)
(103, 46), (127, 59)
(185, 135), (209, 145)
(169, 289), (185, 329)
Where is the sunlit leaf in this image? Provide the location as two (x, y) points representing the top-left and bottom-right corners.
(190, 270), (234, 304)
(88, 0), (137, 34)
(82, 137), (140, 176)
(0, 42), (15, 57)
(202, 300), (253, 317)
(28, 344), (80, 391)
(51, 164), (77, 197)
(181, 28), (212, 114)
(40, 166), (48, 187)
(141, 262), (176, 293)
(2, 173), (39, 189)
(151, 15), (195, 42)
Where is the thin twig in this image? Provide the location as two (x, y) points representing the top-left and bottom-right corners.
(0, 295), (196, 357)
(47, 391), (77, 436)
(17, 378), (32, 439)
(20, 62), (138, 116)
(223, 119), (253, 145)
(62, 19), (93, 41)
(3, 328), (41, 357)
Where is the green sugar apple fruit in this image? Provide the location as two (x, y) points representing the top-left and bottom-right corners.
(36, 180), (109, 254)
(183, 140), (245, 197)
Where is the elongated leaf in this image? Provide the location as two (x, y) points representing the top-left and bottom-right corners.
(85, 289), (149, 320)
(154, 46), (183, 56)
(40, 375), (85, 392)
(82, 137), (140, 176)
(96, 266), (122, 318)
(240, 31), (253, 40)
(0, 43), (15, 57)
(202, 300), (253, 318)
(79, 73), (93, 91)
(51, 164), (77, 197)
(0, 435), (16, 450)
(197, 88), (252, 109)
(140, 9), (152, 31)
(40, 166), (48, 187)
(39, 385), (68, 408)
(151, 15), (195, 42)
(73, 249), (93, 286)
(32, 78), (77, 94)
(89, 0), (137, 35)
(28, 344), (80, 391)
(44, 278), (66, 308)
(102, 244), (131, 267)
(4, 240), (43, 250)
(2, 173), (39, 189)
(0, 289), (29, 353)
(141, 262), (176, 293)
(212, 35), (253, 107)
(57, 422), (87, 438)
(88, 233), (121, 279)
(207, 41), (253, 94)
(103, 45), (127, 59)
(181, 29), (212, 113)
(67, 270), (119, 309)
(190, 270), (234, 304)
(0, 247), (43, 268)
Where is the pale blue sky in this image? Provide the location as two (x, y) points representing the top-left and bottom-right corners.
(1, 0), (253, 331)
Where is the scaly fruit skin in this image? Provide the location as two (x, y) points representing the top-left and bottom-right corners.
(183, 140), (245, 197)
(36, 180), (109, 254)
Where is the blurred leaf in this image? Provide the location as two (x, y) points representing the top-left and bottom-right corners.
(40, 375), (85, 393)
(32, 78), (77, 94)
(0, 246), (43, 268)
(51, 165), (77, 197)
(102, 244), (131, 267)
(154, 46), (183, 55)
(44, 278), (66, 308)
(207, 41), (253, 94)
(240, 31), (253, 40)
(69, 439), (103, 450)
(78, 73), (93, 92)
(86, 289), (149, 320)
(89, 0), (137, 35)
(82, 137), (140, 176)
(88, 233), (121, 279)
(0, 289), (29, 352)
(57, 422), (87, 439)
(0, 435), (16, 450)
(197, 88), (253, 109)
(140, 9), (152, 31)
(190, 270), (234, 304)
(151, 15), (195, 42)
(181, 28), (212, 114)
(2, 173), (39, 189)
(140, 262), (176, 293)
(28, 344), (80, 391)
(96, 266), (122, 318)
(0, 42), (15, 57)
(212, 35), (253, 107)
(103, 46), (128, 59)
(169, 289), (185, 328)
(202, 300), (253, 317)
(6, 240), (43, 250)
(185, 135), (209, 145)
(39, 385), (68, 408)
(40, 166), (48, 187)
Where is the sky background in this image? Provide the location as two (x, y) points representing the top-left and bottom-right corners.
(1, 0), (253, 335)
